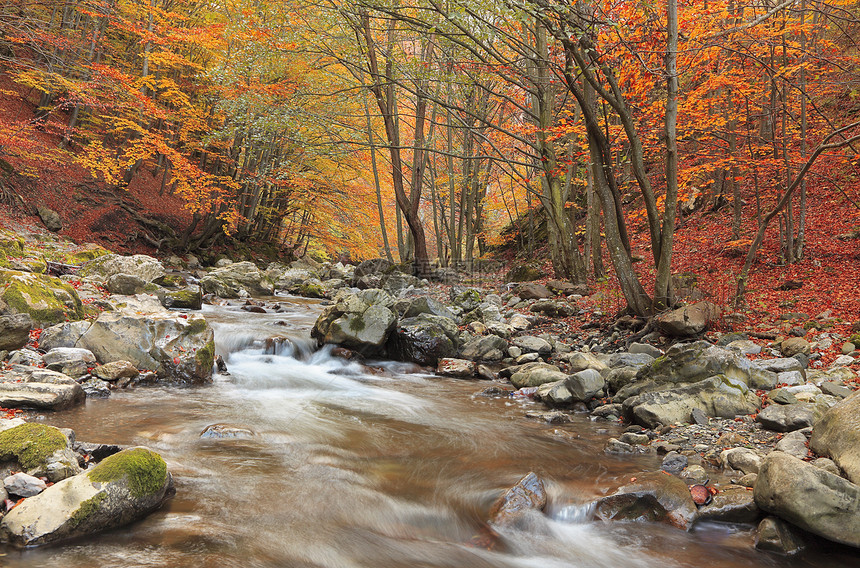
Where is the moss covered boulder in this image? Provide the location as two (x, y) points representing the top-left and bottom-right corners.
(0, 422), (81, 481)
(0, 269), (84, 326)
(0, 447), (173, 547)
(76, 311), (214, 383)
(311, 289), (396, 355)
(199, 261), (274, 298)
(386, 314), (460, 366)
(156, 285), (202, 310)
(79, 254), (165, 283)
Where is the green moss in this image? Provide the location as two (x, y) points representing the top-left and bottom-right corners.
(297, 283), (325, 298)
(69, 491), (107, 528)
(0, 423), (68, 470)
(185, 317), (208, 335)
(195, 339), (215, 370)
(87, 448), (167, 498)
(0, 269), (84, 324)
(848, 333), (860, 347)
(60, 246), (111, 266)
(347, 314), (366, 332)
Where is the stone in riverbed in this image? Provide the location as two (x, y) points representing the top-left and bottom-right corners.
(312, 289), (396, 355)
(636, 341), (752, 386)
(754, 451), (860, 548)
(459, 334), (508, 361)
(593, 470), (697, 530)
(81, 378), (111, 398)
(488, 472), (547, 530)
(655, 301), (721, 337)
(755, 516), (809, 555)
(0, 367), (85, 410)
(0, 313), (32, 351)
(436, 358), (476, 378)
(511, 335), (552, 356)
(755, 402), (824, 433)
(810, 390), (860, 485)
(42, 347), (96, 378)
(386, 314), (459, 366)
(157, 286), (203, 310)
(93, 360), (139, 382)
(0, 447), (173, 547)
(38, 320), (92, 350)
(4, 472), (47, 497)
(106, 273), (146, 296)
(695, 485), (759, 524)
(0, 422), (81, 481)
(774, 430), (809, 459)
(564, 369), (604, 402)
(200, 424), (256, 440)
(510, 363), (567, 389)
(80, 254), (165, 283)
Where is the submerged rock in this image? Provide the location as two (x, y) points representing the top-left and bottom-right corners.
(488, 472), (547, 530)
(200, 424), (256, 440)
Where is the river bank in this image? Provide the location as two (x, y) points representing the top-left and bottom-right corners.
(0, 228), (858, 562)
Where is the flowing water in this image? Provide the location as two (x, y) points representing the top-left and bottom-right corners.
(2, 299), (857, 567)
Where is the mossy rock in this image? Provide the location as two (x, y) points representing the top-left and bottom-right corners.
(88, 447), (168, 498)
(505, 262), (542, 283)
(296, 282), (325, 298)
(0, 423), (69, 470)
(0, 268), (84, 325)
(194, 339), (215, 371)
(0, 230), (24, 264)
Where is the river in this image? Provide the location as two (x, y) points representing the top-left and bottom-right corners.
(2, 298), (857, 567)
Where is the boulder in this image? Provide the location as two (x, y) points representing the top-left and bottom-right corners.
(76, 311), (214, 383)
(200, 261), (273, 298)
(156, 286), (202, 310)
(4, 472), (47, 497)
(0, 447), (173, 547)
(511, 335), (552, 356)
(623, 376), (757, 428)
(0, 313), (32, 351)
(781, 337), (811, 357)
(810, 390), (860, 484)
(38, 320), (92, 350)
(392, 296), (455, 321)
(510, 363), (567, 389)
(80, 254), (165, 283)
(721, 447), (763, 475)
(93, 360), (139, 382)
(0, 269), (84, 326)
(775, 430), (809, 460)
(82, 378), (111, 397)
(536, 380), (573, 405)
(0, 368), (85, 410)
(36, 206), (62, 232)
(755, 516), (809, 555)
(459, 334), (508, 361)
(695, 485), (760, 524)
(353, 258), (396, 280)
(629, 342), (663, 358)
(564, 369), (605, 402)
(563, 351), (608, 373)
(637, 341), (752, 386)
(0, 422), (81, 481)
(529, 300), (576, 317)
(505, 263), (542, 283)
(386, 314), (459, 366)
(756, 402), (824, 432)
(488, 472), (546, 529)
(451, 288), (482, 312)
(726, 339), (762, 355)
(42, 347), (96, 378)
(593, 471), (697, 530)
(754, 452), (860, 548)
(311, 289), (396, 355)
(106, 273), (146, 295)
(517, 283), (552, 300)
(436, 358), (476, 378)
(753, 357), (803, 374)
(655, 302), (721, 337)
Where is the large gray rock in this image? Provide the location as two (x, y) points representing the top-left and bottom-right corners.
(0, 314), (33, 351)
(38, 320), (92, 350)
(200, 261), (274, 298)
(42, 347), (96, 378)
(565, 369), (605, 402)
(811, 390), (860, 484)
(436, 358), (476, 378)
(754, 452), (860, 548)
(0, 447), (173, 547)
(76, 311), (214, 383)
(563, 351), (608, 373)
(106, 273), (146, 295)
(393, 296), (455, 321)
(655, 302), (720, 337)
(637, 341), (752, 386)
(37, 206), (62, 232)
(386, 314), (459, 366)
(0, 368), (85, 410)
(311, 289), (396, 355)
(4, 472), (47, 497)
(511, 335), (552, 356)
(753, 357), (804, 374)
(459, 334), (508, 361)
(623, 375), (757, 428)
(80, 254), (165, 283)
(517, 283), (552, 300)
(695, 485), (760, 524)
(510, 363), (567, 389)
(756, 402), (824, 432)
